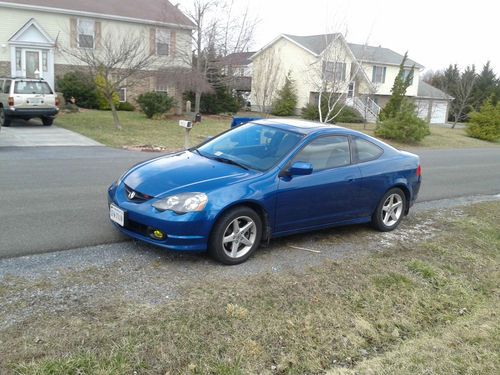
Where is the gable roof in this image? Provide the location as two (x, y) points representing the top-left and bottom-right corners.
(264, 33), (423, 69)
(0, 0), (194, 28)
(223, 52), (255, 66)
(417, 80), (453, 100)
(348, 43), (423, 69)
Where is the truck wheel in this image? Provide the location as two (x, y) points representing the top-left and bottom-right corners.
(41, 117), (54, 126)
(0, 110), (11, 127)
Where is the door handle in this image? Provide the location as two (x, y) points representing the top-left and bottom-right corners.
(345, 176), (355, 183)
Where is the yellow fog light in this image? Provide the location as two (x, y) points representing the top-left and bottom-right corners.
(151, 229), (164, 240)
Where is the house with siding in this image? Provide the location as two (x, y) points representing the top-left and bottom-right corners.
(0, 0), (194, 101)
(251, 33), (452, 123)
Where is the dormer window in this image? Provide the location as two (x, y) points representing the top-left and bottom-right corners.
(156, 29), (170, 56)
(372, 66), (386, 83)
(78, 19), (95, 49)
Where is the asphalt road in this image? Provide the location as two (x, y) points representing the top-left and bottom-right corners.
(1, 146), (499, 259)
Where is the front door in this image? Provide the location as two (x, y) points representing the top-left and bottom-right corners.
(274, 135), (363, 234)
(25, 50), (41, 78)
(347, 81), (355, 99)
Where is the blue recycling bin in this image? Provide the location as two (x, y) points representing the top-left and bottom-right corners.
(230, 117), (262, 128)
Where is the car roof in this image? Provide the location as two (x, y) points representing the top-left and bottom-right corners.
(251, 118), (358, 136)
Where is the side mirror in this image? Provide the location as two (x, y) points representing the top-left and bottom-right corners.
(288, 161), (313, 176)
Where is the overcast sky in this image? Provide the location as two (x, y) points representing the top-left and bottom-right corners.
(178, 0), (499, 73)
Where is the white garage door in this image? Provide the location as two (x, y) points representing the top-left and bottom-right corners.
(430, 101), (448, 124)
(416, 100), (429, 121)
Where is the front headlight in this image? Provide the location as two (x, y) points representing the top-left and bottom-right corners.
(152, 193), (208, 214)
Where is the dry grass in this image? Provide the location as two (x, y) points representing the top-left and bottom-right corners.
(2, 202), (499, 374)
(55, 110), (500, 151)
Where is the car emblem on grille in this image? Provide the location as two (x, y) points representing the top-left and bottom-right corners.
(128, 190), (136, 200)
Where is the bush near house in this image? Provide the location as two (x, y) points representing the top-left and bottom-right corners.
(117, 101), (136, 112)
(56, 71), (98, 109)
(272, 73), (298, 116)
(137, 91), (176, 119)
(301, 101), (364, 123)
(185, 86), (242, 115)
(466, 97), (500, 142)
(375, 100), (430, 143)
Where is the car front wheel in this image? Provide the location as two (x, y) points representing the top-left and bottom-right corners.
(209, 206), (262, 265)
(372, 188), (406, 231)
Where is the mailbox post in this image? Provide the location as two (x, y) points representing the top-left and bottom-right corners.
(178, 120), (193, 149)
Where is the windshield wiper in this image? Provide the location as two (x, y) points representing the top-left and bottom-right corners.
(213, 156), (249, 170)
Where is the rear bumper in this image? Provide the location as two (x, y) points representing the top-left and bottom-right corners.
(5, 108), (59, 118)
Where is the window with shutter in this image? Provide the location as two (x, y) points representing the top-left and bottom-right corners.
(156, 29), (170, 56)
(77, 18), (95, 49)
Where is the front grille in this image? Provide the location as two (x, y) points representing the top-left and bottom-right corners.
(124, 219), (149, 237)
(124, 184), (152, 203)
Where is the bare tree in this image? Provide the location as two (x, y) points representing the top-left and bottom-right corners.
(63, 28), (157, 129)
(450, 66), (477, 128)
(307, 34), (371, 123)
(177, 0), (258, 112)
(251, 48), (283, 114)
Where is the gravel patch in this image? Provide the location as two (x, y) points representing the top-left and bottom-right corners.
(1, 194), (499, 330)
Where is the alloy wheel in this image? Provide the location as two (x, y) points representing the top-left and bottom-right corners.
(222, 216), (257, 259)
(381, 193), (404, 227)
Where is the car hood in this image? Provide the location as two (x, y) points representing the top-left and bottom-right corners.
(123, 151), (256, 197)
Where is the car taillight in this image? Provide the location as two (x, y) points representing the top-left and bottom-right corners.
(416, 164), (422, 177)
(8, 97), (14, 106)
(55, 97), (60, 107)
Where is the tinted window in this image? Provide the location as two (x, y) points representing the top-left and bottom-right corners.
(14, 81), (53, 95)
(197, 124), (303, 171)
(354, 137), (383, 162)
(292, 136), (350, 172)
(3, 80), (11, 94)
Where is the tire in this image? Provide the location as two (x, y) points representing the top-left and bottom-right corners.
(208, 206), (262, 265)
(372, 188), (407, 232)
(0, 109), (11, 127)
(41, 117), (54, 126)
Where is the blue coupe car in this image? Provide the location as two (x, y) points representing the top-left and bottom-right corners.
(108, 119), (421, 264)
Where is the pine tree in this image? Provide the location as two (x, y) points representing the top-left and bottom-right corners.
(379, 52), (414, 121)
(466, 96), (500, 141)
(271, 72), (298, 116)
(471, 62), (498, 111)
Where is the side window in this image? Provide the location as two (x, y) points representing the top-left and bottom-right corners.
(353, 137), (383, 163)
(292, 136), (350, 172)
(3, 80), (11, 94)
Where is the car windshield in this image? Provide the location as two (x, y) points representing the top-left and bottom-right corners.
(196, 123), (304, 171)
(14, 81), (53, 95)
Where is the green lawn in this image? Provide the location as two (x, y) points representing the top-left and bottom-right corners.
(3, 202), (499, 374)
(56, 110), (500, 151)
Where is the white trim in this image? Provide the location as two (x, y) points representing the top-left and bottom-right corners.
(358, 59), (425, 71)
(0, 1), (195, 30)
(8, 18), (55, 46)
(118, 87), (127, 103)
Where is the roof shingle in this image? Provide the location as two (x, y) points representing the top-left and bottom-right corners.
(0, 0), (194, 27)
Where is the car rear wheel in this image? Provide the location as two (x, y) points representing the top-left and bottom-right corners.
(372, 188), (406, 232)
(209, 206), (262, 265)
(0, 109), (11, 127)
(41, 117), (54, 126)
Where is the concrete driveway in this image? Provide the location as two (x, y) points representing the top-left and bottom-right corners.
(0, 119), (101, 147)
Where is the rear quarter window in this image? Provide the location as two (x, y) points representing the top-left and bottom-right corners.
(3, 80), (11, 94)
(353, 137), (383, 163)
(14, 81), (53, 95)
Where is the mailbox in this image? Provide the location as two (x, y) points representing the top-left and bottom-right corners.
(179, 120), (193, 129)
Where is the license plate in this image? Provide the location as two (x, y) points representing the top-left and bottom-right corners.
(109, 204), (125, 227)
(29, 98), (42, 105)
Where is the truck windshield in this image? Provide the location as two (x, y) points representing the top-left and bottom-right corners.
(14, 81), (53, 95)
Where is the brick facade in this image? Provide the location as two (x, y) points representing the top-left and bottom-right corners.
(0, 61), (11, 77)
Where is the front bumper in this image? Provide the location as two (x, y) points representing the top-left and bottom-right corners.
(107, 184), (213, 252)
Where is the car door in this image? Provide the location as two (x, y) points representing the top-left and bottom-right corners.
(274, 135), (362, 234)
